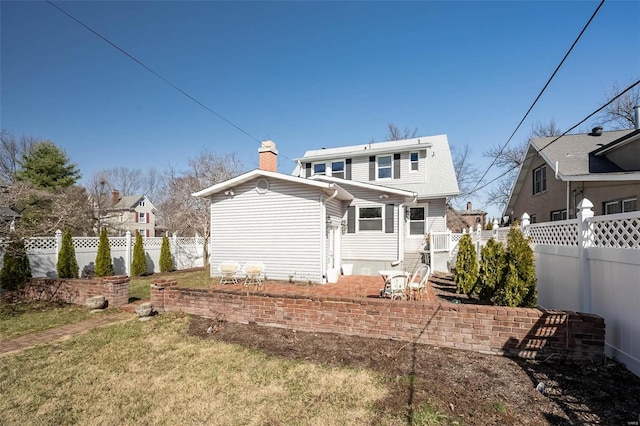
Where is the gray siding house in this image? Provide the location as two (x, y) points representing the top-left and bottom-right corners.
(193, 136), (459, 283)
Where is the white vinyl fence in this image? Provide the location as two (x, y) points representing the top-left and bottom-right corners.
(431, 199), (639, 376)
(526, 199), (640, 377)
(1, 231), (206, 278)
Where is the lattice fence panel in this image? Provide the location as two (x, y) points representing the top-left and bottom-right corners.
(23, 237), (56, 253)
(72, 238), (99, 249)
(109, 237), (128, 248)
(143, 237), (164, 248)
(527, 221), (579, 246)
(589, 214), (640, 249)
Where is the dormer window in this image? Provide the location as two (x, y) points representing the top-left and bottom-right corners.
(139, 200), (145, 207)
(410, 152), (419, 172)
(377, 155), (392, 179)
(331, 161), (345, 179)
(313, 163), (326, 175)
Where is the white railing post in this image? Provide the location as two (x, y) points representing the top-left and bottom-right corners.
(55, 229), (63, 259)
(125, 231), (132, 276)
(476, 223), (482, 258)
(577, 198), (595, 312)
(492, 218), (499, 239)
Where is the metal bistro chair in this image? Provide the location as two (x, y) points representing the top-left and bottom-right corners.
(218, 261), (240, 285)
(380, 271), (410, 300)
(243, 261), (265, 288)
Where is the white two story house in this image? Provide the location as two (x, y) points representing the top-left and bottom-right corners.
(193, 136), (459, 283)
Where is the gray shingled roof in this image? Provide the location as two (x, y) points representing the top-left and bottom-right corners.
(531, 129), (633, 176)
(0, 206), (19, 218)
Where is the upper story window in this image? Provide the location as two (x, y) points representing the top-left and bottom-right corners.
(139, 200), (145, 207)
(358, 207), (382, 231)
(119, 213), (124, 223)
(409, 207), (425, 235)
(377, 155), (392, 179)
(533, 165), (546, 195)
(313, 163), (326, 175)
(139, 212), (147, 223)
(410, 152), (419, 172)
(604, 197), (637, 215)
(331, 161), (345, 179)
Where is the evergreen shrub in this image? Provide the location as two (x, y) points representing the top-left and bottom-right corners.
(57, 228), (79, 278)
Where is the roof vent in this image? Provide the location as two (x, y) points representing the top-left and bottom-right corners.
(590, 126), (603, 136)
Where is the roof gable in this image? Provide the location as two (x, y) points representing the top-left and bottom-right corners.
(192, 169), (353, 201)
(110, 194), (156, 211)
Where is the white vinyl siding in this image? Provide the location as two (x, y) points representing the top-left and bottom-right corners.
(425, 198), (447, 232)
(340, 185), (402, 261)
(210, 178), (323, 282)
(340, 151), (427, 185)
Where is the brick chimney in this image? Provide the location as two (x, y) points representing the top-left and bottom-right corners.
(258, 140), (278, 172)
(111, 190), (120, 206)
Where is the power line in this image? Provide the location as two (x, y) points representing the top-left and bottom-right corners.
(469, 0), (606, 195)
(46, 0), (261, 144)
(473, 78), (640, 196)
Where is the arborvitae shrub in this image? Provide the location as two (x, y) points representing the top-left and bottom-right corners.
(454, 233), (478, 295)
(57, 228), (79, 278)
(477, 237), (505, 301)
(131, 231), (147, 276)
(0, 237), (32, 290)
(95, 227), (114, 277)
(492, 225), (537, 307)
(159, 236), (173, 273)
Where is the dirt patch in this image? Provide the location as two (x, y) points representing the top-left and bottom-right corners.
(188, 316), (639, 425)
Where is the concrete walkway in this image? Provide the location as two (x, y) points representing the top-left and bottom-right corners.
(0, 311), (134, 357)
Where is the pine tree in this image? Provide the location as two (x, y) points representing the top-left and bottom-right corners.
(57, 228), (79, 278)
(0, 236), (32, 290)
(15, 141), (80, 189)
(159, 236), (173, 273)
(131, 231), (147, 276)
(492, 225), (537, 307)
(95, 227), (114, 277)
(454, 233), (478, 295)
(477, 238), (505, 302)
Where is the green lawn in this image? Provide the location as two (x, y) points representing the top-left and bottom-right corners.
(0, 301), (115, 339)
(0, 313), (422, 425)
(128, 269), (211, 301)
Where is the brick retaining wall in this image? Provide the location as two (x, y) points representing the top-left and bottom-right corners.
(151, 280), (605, 361)
(23, 276), (130, 308)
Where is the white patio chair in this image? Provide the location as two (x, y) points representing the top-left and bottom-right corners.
(218, 261), (240, 285)
(407, 264), (430, 301)
(243, 261), (265, 288)
(380, 272), (409, 300)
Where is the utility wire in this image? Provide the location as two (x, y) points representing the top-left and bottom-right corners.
(469, 0), (606, 195)
(46, 0), (261, 144)
(474, 78), (640, 195)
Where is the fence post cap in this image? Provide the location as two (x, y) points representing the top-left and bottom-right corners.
(576, 198), (594, 210)
(55, 229), (62, 235)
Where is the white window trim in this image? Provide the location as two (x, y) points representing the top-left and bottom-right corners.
(357, 206), (383, 232)
(410, 152), (419, 172)
(330, 159), (345, 178)
(312, 162), (326, 176)
(622, 197), (637, 213)
(408, 206), (426, 235)
(533, 165), (547, 195)
(377, 155), (392, 180)
(138, 212), (147, 224)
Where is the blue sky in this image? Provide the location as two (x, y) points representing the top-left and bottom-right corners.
(1, 1), (639, 218)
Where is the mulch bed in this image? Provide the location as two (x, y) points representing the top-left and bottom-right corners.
(188, 314), (640, 425)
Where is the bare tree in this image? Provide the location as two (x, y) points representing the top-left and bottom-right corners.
(483, 120), (561, 212)
(386, 123), (418, 141)
(449, 144), (481, 209)
(159, 151), (243, 265)
(0, 130), (37, 184)
(0, 181), (94, 237)
(599, 82), (640, 129)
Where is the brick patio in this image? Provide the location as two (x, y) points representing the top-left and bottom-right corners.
(207, 274), (438, 302)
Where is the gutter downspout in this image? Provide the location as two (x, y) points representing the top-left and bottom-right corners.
(396, 194), (417, 266)
(566, 181), (570, 219)
(321, 187), (339, 284)
(297, 160), (303, 177)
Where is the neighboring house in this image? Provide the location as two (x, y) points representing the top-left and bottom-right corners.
(103, 190), (157, 237)
(0, 206), (20, 233)
(193, 135), (460, 283)
(504, 126), (640, 224)
(446, 203), (488, 233)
